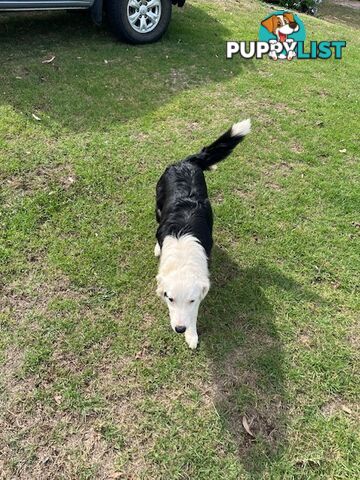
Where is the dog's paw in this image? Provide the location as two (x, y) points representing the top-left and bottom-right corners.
(186, 334), (198, 350)
(154, 243), (161, 257)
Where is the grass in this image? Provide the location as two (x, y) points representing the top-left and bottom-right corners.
(0, 1), (359, 478)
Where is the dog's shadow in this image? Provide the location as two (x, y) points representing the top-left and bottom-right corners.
(200, 246), (317, 475)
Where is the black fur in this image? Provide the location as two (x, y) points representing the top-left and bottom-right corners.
(155, 123), (249, 258)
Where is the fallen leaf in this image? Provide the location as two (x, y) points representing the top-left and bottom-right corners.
(342, 405), (352, 414)
(32, 113), (41, 121)
(339, 149), (347, 153)
(242, 416), (255, 437)
(42, 55), (55, 64)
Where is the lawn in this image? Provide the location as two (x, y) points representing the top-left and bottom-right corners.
(0, 1), (359, 478)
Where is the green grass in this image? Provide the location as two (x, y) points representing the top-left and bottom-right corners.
(0, 1), (359, 478)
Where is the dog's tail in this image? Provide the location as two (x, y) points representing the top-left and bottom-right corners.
(186, 119), (251, 171)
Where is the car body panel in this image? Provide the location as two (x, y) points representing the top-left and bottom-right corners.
(0, 0), (93, 9)
(0, 0), (185, 9)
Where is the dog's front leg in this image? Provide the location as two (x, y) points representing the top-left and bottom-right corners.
(154, 242), (161, 257)
(185, 321), (198, 350)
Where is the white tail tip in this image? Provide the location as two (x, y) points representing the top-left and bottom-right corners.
(231, 118), (251, 138)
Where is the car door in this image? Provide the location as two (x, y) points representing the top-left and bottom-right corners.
(0, 0), (93, 10)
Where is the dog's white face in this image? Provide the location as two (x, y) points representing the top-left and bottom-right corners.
(157, 273), (209, 342)
(155, 235), (210, 349)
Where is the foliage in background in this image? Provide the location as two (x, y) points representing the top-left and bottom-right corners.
(264, 0), (322, 15)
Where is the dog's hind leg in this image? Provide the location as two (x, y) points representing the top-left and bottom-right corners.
(154, 242), (161, 257)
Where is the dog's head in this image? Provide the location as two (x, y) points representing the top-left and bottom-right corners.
(156, 273), (210, 334)
(261, 13), (299, 41)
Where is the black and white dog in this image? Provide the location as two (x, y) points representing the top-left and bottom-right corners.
(155, 119), (251, 349)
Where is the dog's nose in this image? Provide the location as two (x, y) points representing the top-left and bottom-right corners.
(289, 22), (297, 29)
(175, 326), (186, 334)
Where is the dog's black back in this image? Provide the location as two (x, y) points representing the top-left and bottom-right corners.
(155, 120), (251, 258)
(156, 162), (213, 257)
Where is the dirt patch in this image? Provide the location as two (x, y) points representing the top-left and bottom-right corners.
(0, 408), (121, 479)
(347, 321), (360, 352)
(0, 268), (84, 322)
(186, 121), (200, 132)
(130, 131), (149, 143)
(263, 162), (296, 183)
(0, 266), (127, 478)
(321, 397), (359, 419)
(4, 163), (76, 195)
(290, 142), (304, 154)
(298, 332), (313, 347)
(266, 182), (282, 191)
(213, 191), (225, 205)
(233, 187), (256, 200)
(167, 68), (190, 91)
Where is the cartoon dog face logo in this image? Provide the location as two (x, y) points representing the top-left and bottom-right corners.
(261, 13), (299, 42)
(261, 13), (300, 60)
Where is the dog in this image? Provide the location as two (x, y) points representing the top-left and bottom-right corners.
(261, 13), (299, 60)
(155, 119), (251, 349)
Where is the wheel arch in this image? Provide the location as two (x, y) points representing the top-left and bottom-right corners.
(91, 0), (103, 25)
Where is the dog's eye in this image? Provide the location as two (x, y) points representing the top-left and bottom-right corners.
(164, 292), (174, 302)
(190, 300), (195, 303)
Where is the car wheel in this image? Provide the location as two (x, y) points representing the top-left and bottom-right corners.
(107, 0), (172, 44)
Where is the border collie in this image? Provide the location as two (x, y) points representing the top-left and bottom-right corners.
(155, 119), (251, 349)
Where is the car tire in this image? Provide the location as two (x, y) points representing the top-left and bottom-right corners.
(107, 0), (172, 44)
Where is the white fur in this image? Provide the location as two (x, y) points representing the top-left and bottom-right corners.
(231, 118), (251, 138)
(154, 242), (161, 257)
(156, 235), (210, 349)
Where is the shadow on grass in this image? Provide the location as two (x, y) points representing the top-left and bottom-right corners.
(0, 5), (253, 132)
(201, 247), (318, 476)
